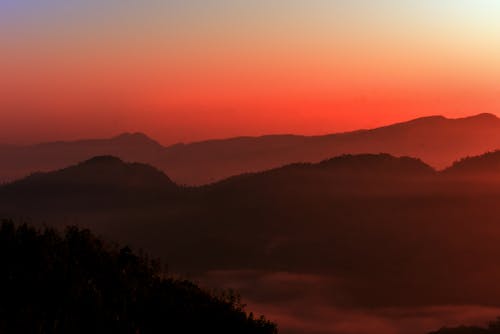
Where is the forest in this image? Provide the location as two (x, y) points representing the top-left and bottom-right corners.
(0, 220), (277, 334)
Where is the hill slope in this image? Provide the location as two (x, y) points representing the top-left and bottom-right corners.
(2, 113), (500, 185)
(4, 153), (500, 333)
(445, 150), (500, 176)
(0, 156), (179, 215)
(160, 113), (500, 184)
(10, 155), (177, 190)
(0, 220), (277, 334)
(0, 133), (165, 183)
(3, 153), (500, 308)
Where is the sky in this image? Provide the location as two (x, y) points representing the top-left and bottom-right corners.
(1, 0), (500, 145)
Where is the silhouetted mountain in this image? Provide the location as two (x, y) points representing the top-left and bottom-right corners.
(429, 327), (489, 334)
(429, 318), (500, 334)
(159, 113), (500, 184)
(0, 153), (436, 267)
(2, 114), (500, 185)
(13, 155), (176, 190)
(0, 132), (165, 183)
(0, 220), (277, 334)
(4, 152), (500, 316)
(444, 151), (500, 176)
(210, 153), (435, 198)
(0, 156), (179, 215)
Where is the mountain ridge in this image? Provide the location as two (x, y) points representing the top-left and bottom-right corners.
(1, 113), (500, 185)
(7, 149), (499, 191)
(3, 155), (178, 199)
(4, 150), (500, 310)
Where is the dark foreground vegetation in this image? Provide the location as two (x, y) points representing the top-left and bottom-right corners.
(0, 220), (277, 334)
(429, 318), (500, 334)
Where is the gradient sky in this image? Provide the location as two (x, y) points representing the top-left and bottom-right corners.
(1, 0), (500, 145)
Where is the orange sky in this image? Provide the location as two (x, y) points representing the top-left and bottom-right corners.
(1, 0), (500, 145)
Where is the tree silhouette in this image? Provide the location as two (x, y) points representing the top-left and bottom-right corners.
(0, 220), (277, 334)
(429, 318), (500, 334)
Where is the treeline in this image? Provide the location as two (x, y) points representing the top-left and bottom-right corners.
(0, 220), (277, 334)
(430, 318), (500, 334)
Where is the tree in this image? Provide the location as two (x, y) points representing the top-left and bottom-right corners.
(0, 220), (277, 334)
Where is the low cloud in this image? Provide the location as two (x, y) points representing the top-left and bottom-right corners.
(197, 270), (500, 334)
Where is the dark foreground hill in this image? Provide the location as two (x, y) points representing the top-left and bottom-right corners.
(2, 113), (500, 185)
(429, 318), (500, 334)
(0, 220), (277, 334)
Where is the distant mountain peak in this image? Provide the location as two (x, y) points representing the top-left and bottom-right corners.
(375, 115), (447, 131)
(382, 113), (500, 133)
(461, 113), (499, 121)
(113, 132), (162, 146)
(411, 115), (447, 122)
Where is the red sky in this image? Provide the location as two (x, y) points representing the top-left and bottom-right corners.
(1, 1), (500, 145)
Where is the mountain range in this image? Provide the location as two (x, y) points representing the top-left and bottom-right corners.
(3, 114), (500, 334)
(3, 151), (500, 310)
(2, 113), (500, 185)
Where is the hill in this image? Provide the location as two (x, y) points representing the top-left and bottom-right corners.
(429, 318), (500, 334)
(160, 113), (500, 184)
(9, 155), (177, 191)
(2, 113), (500, 185)
(0, 132), (165, 183)
(0, 220), (277, 334)
(0, 156), (179, 215)
(4, 153), (500, 334)
(445, 150), (500, 177)
(0, 153), (439, 271)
